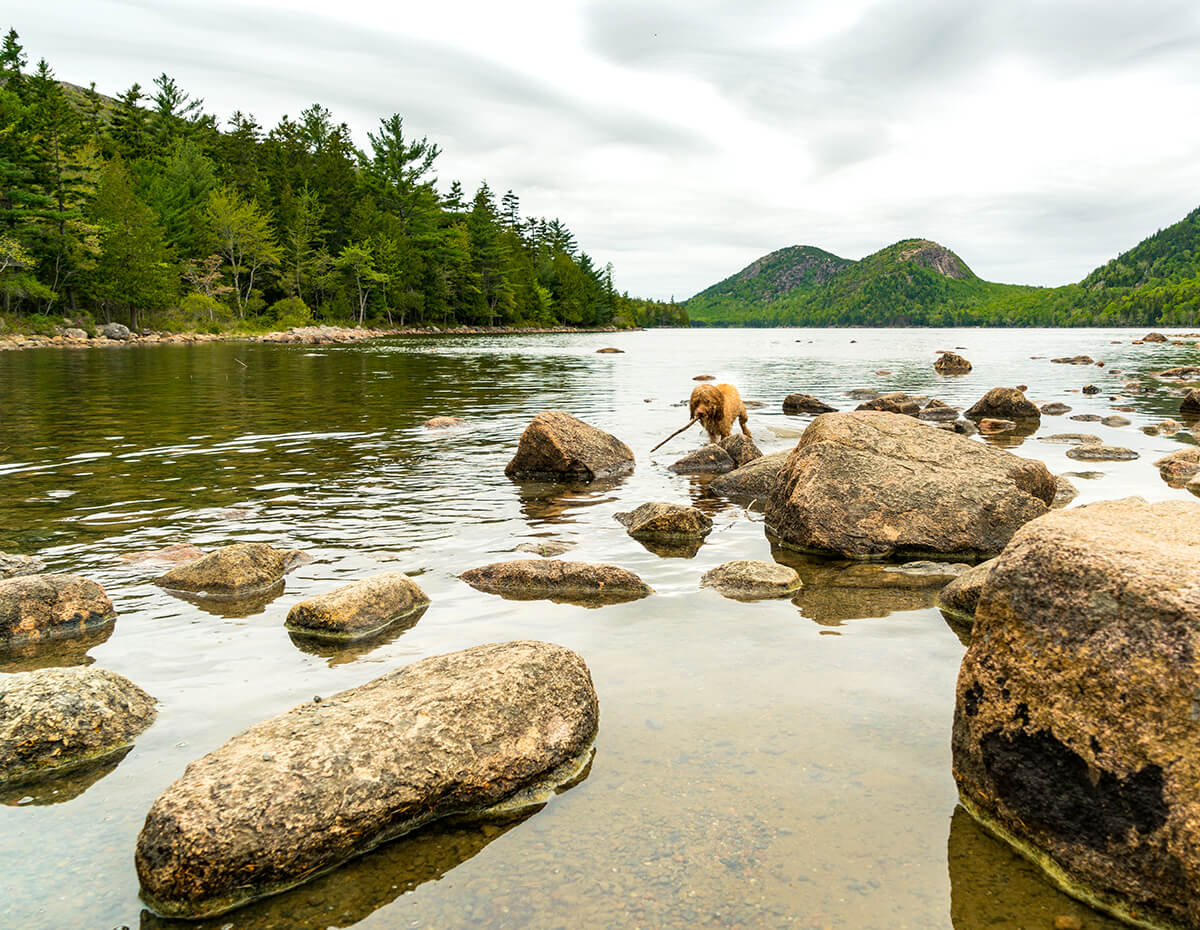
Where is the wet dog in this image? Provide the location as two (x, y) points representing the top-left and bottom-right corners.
(689, 383), (751, 443)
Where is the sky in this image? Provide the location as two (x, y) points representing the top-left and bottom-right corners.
(9, 0), (1200, 300)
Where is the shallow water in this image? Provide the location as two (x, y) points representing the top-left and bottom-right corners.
(1, 327), (1196, 929)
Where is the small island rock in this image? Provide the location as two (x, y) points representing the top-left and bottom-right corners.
(505, 411), (634, 481)
(935, 351), (972, 373)
(286, 573), (430, 641)
(614, 502), (712, 540)
(701, 560), (802, 600)
(155, 543), (289, 598)
(0, 574), (116, 645)
(782, 393), (836, 415)
(461, 559), (651, 605)
(965, 387), (1040, 421)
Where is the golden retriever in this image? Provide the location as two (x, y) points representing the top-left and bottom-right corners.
(689, 383), (751, 443)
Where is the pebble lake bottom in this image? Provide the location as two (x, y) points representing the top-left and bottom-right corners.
(1, 326), (1195, 929)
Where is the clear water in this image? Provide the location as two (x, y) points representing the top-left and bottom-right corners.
(0, 328), (1196, 929)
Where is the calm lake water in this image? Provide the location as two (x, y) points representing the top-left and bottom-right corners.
(1, 327), (1197, 930)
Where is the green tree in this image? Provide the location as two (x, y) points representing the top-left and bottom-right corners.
(206, 186), (281, 316)
(467, 182), (513, 325)
(334, 241), (388, 324)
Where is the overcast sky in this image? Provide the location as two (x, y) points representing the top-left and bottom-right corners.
(10, 0), (1200, 299)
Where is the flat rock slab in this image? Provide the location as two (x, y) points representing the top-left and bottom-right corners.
(766, 412), (1055, 560)
(461, 559), (651, 606)
(952, 498), (1200, 930)
(285, 573), (430, 641)
(1040, 403), (1072, 415)
(155, 543), (289, 598)
(614, 502), (713, 540)
(782, 393), (836, 415)
(1065, 444), (1138, 461)
(668, 443), (734, 475)
(136, 641), (598, 919)
(706, 451), (790, 506)
(505, 411), (634, 481)
(0, 553), (45, 579)
(1, 666), (155, 786)
(0, 574), (116, 645)
(701, 560), (802, 600)
(1039, 433), (1102, 445)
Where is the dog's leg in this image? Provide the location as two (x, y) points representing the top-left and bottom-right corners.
(739, 413), (751, 437)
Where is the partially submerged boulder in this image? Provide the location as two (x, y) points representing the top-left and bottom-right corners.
(935, 558), (997, 629)
(136, 641), (598, 919)
(285, 573), (430, 641)
(766, 412), (1056, 559)
(119, 543), (204, 565)
(700, 560), (802, 600)
(1182, 389), (1200, 416)
(1040, 402), (1072, 415)
(1, 666), (155, 786)
(918, 399), (960, 422)
(1142, 331), (1168, 342)
(155, 543), (288, 598)
(422, 416), (465, 429)
(782, 393), (836, 415)
(614, 502), (712, 540)
(706, 451), (789, 506)
(1040, 433), (1102, 445)
(668, 443), (734, 475)
(505, 411), (634, 481)
(1154, 447), (1200, 486)
(1050, 355), (1095, 365)
(952, 498), (1200, 930)
(0, 574), (116, 645)
(965, 387), (1040, 421)
(460, 559), (651, 605)
(935, 351), (972, 373)
(1052, 475), (1079, 509)
(856, 392), (920, 416)
(0, 553), (45, 579)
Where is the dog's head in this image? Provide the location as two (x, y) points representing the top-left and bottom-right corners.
(689, 383), (724, 422)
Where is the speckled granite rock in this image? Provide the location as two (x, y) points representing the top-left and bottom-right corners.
(155, 543), (288, 598)
(700, 560), (802, 600)
(614, 502), (713, 540)
(285, 573), (429, 641)
(504, 411), (634, 481)
(460, 559), (651, 605)
(0, 574), (116, 645)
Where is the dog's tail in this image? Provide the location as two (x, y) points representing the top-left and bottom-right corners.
(650, 417), (698, 453)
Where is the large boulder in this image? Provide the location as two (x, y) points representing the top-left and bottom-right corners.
(935, 351), (972, 373)
(707, 451), (790, 505)
(100, 322), (133, 341)
(155, 543), (288, 598)
(1182, 389), (1200, 416)
(965, 387), (1040, 421)
(1, 667), (155, 786)
(136, 641), (598, 919)
(718, 433), (762, 467)
(285, 573), (429, 641)
(0, 552), (45, 579)
(614, 502), (712, 540)
(461, 559), (651, 605)
(952, 498), (1200, 930)
(700, 560), (802, 600)
(667, 443), (734, 475)
(0, 574), (116, 645)
(782, 393), (836, 415)
(504, 411), (634, 481)
(766, 412), (1056, 559)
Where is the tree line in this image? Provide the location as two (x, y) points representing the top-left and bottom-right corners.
(0, 28), (686, 332)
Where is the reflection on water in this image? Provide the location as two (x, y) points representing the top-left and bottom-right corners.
(0, 621), (112, 672)
(288, 604), (428, 666)
(0, 328), (1196, 929)
(0, 746), (132, 807)
(158, 580), (287, 618)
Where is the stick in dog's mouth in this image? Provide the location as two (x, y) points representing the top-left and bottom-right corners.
(650, 417), (698, 453)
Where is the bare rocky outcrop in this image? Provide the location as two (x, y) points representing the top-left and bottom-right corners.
(952, 498), (1200, 930)
(0, 574), (116, 645)
(706, 451), (790, 505)
(668, 443), (734, 475)
(155, 543), (290, 598)
(718, 433), (762, 467)
(935, 351), (972, 373)
(0, 553), (45, 579)
(136, 641), (598, 919)
(965, 387), (1040, 421)
(614, 502), (712, 541)
(460, 560), (651, 605)
(782, 393), (836, 415)
(765, 412), (1055, 560)
(1, 666), (155, 786)
(285, 573), (430, 641)
(700, 560), (802, 600)
(505, 411), (634, 481)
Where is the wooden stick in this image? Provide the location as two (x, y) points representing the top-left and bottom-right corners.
(650, 417), (698, 453)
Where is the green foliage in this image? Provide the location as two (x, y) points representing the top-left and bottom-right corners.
(267, 295), (311, 328)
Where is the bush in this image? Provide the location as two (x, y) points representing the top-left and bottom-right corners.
(268, 296), (312, 329)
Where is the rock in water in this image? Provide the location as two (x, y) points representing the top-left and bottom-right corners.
(1051, 475), (1078, 509)
(0, 553), (45, 579)
(614, 502), (713, 540)
(935, 351), (972, 373)
(136, 641), (597, 919)
(155, 543), (289, 598)
(0, 574), (116, 645)
(1182, 389), (1200, 416)
(718, 433), (762, 467)
(766, 412), (1055, 559)
(504, 411), (634, 481)
(1155, 447), (1200, 485)
(1143, 331), (1168, 342)
(707, 451), (790, 505)
(700, 560), (802, 600)
(285, 573), (430, 641)
(782, 393), (836, 415)
(460, 559), (651, 605)
(855, 392), (921, 416)
(667, 443), (735, 475)
(1040, 402), (1072, 415)
(936, 558), (997, 628)
(952, 498), (1200, 930)
(1064, 445), (1138, 462)
(100, 322), (132, 340)
(422, 416), (465, 429)
(1, 666), (155, 785)
(965, 387), (1040, 421)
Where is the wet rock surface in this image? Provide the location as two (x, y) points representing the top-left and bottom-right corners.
(936, 558), (997, 629)
(505, 411), (634, 481)
(700, 560), (802, 600)
(135, 641), (598, 919)
(0, 553), (45, 579)
(952, 498), (1200, 930)
(460, 560), (651, 605)
(1154, 447), (1200, 486)
(615, 502), (713, 540)
(667, 443), (735, 475)
(766, 412), (1056, 559)
(1064, 444), (1138, 462)
(965, 387), (1040, 421)
(1, 666), (155, 786)
(782, 393), (836, 415)
(0, 574), (116, 645)
(855, 392), (921, 416)
(717, 433), (762, 468)
(285, 573), (430, 641)
(119, 543), (205, 565)
(706, 451), (790, 506)
(155, 543), (289, 598)
(935, 351), (972, 373)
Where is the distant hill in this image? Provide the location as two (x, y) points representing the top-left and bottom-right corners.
(686, 213), (1200, 327)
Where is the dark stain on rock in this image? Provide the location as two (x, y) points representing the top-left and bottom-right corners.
(963, 683), (983, 717)
(980, 728), (1168, 850)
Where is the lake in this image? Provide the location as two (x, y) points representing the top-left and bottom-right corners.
(1, 327), (1196, 929)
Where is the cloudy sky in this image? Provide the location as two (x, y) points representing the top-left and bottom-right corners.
(10, 0), (1200, 299)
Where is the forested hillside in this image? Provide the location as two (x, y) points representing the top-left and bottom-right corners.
(0, 28), (684, 333)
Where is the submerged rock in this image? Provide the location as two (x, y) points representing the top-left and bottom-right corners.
(978, 418), (1016, 433)
(965, 387), (1040, 421)
(706, 451), (790, 506)
(668, 443), (734, 475)
(718, 433), (762, 468)
(935, 351), (972, 373)
(155, 543), (288, 598)
(1051, 475), (1078, 509)
(504, 411), (634, 481)
(460, 559), (651, 605)
(1039, 433), (1102, 445)
(285, 573), (430, 641)
(0, 553), (45, 580)
(782, 393), (836, 415)
(422, 416), (465, 429)
(701, 560), (802, 600)
(952, 498), (1200, 930)
(1, 666), (155, 786)
(1064, 444), (1138, 462)
(0, 574), (116, 645)
(614, 502), (712, 540)
(1050, 355), (1095, 365)
(1069, 413), (1102, 422)
(514, 539), (574, 558)
(136, 641), (598, 919)
(119, 543), (204, 565)
(1100, 415), (1130, 428)
(766, 412), (1055, 560)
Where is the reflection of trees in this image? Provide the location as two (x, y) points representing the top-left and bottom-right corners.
(289, 605), (427, 667)
(0, 621), (112, 673)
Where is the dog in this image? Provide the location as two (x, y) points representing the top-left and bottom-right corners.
(689, 383), (751, 444)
